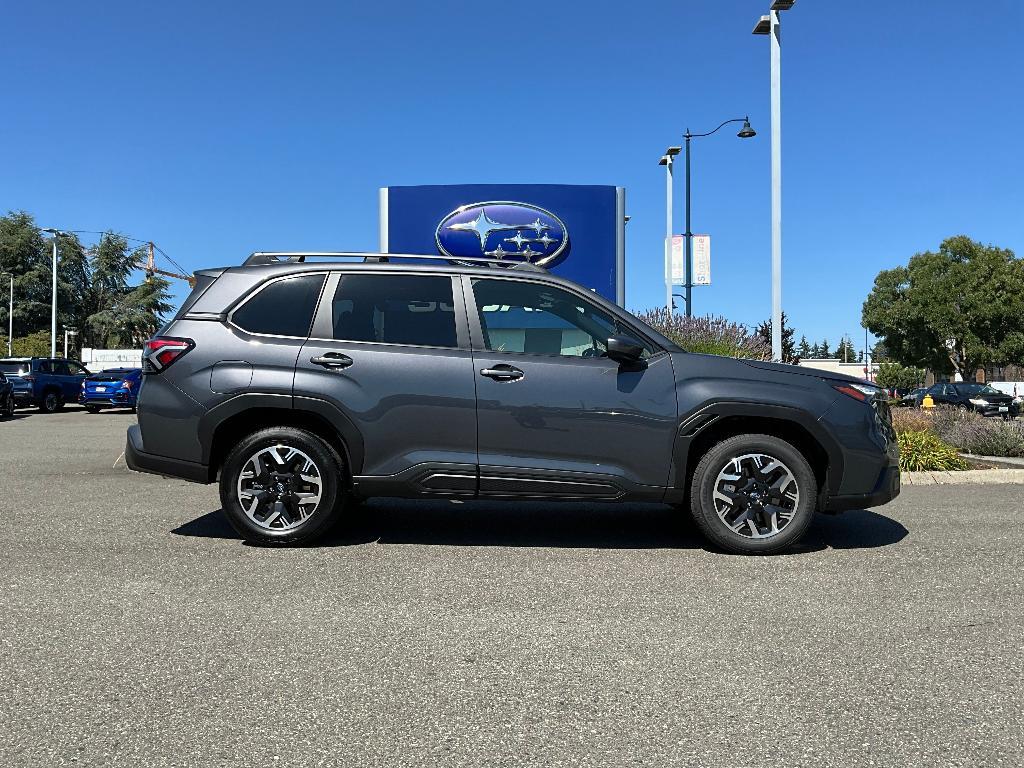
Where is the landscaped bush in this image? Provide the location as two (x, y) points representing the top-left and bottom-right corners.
(896, 429), (970, 472)
(932, 406), (1024, 457)
(635, 309), (771, 360)
(891, 407), (934, 435)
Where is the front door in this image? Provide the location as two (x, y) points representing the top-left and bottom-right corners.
(295, 272), (478, 495)
(464, 276), (678, 500)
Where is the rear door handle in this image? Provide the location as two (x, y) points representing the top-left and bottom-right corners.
(311, 353), (354, 370)
(480, 365), (524, 382)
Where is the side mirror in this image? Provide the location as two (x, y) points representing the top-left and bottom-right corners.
(606, 334), (645, 366)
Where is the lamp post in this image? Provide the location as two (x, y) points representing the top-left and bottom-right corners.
(679, 117), (756, 317)
(1, 273), (11, 356)
(753, 0), (795, 361)
(658, 146), (681, 312)
(41, 228), (63, 358)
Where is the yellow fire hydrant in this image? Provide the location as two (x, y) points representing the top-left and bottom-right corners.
(922, 393), (934, 408)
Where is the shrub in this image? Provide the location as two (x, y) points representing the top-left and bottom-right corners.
(934, 408), (1024, 458)
(635, 309), (771, 360)
(896, 429), (970, 472)
(891, 407), (934, 435)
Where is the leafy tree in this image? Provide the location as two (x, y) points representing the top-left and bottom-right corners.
(862, 235), (1024, 379)
(819, 339), (831, 358)
(834, 336), (853, 362)
(810, 342), (821, 357)
(797, 335), (811, 360)
(876, 361), (925, 391)
(755, 312), (797, 363)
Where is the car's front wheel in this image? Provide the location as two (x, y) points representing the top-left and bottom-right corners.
(690, 434), (817, 555)
(219, 427), (346, 546)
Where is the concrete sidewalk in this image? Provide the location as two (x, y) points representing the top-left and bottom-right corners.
(903, 468), (1024, 485)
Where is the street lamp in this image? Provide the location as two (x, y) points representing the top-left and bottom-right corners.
(753, 0), (796, 361)
(63, 327), (78, 359)
(41, 228), (63, 358)
(1, 272), (11, 356)
(658, 146), (681, 312)
(678, 117), (756, 317)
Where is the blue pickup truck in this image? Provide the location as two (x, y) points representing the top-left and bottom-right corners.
(0, 357), (92, 413)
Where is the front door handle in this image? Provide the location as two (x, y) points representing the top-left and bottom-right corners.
(480, 364), (524, 382)
(311, 353), (354, 370)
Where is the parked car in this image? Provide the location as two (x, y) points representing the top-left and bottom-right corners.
(0, 371), (14, 417)
(79, 367), (143, 413)
(895, 387), (926, 407)
(0, 357), (91, 413)
(917, 381), (1019, 418)
(126, 252), (900, 555)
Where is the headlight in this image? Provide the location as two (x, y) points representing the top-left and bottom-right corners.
(969, 398), (988, 406)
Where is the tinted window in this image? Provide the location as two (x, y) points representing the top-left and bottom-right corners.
(66, 361), (88, 376)
(52, 360), (70, 375)
(0, 362), (30, 376)
(472, 278), (652, 358)
(331, 274), (457, 348)
(233, 274), (326, 337)
(37, 360), (51, 374)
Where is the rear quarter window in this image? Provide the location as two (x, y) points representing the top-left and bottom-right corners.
(231, 273), (326, 338)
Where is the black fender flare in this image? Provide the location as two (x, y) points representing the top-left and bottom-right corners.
(668, 400), (844, 502)
(197, 393), (365, 474)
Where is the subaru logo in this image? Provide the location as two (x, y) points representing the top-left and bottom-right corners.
(436, 202), (570, 267)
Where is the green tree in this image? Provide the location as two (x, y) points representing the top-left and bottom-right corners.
(797, 335), (811, 360)
(819, 339), (831, 358)
(862, 235), (1024, 379)
(755, 312), (797, 363)
(876, 361), (925, 391)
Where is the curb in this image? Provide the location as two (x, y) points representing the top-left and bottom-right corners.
(903, 468), (1024, 485)
(959, 453), (1024, 469)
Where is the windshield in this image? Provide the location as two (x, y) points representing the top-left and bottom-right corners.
(955, 383), (1000, 396)
(0, 361), (30, 376)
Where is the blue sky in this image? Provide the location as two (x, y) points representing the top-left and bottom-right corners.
(3, 0), (1022, 351)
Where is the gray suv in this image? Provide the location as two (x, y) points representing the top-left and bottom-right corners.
(126, 252), (900, 554)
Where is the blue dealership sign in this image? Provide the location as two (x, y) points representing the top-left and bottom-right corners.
(380, 184), (625, 304)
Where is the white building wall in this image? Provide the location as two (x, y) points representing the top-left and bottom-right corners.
(81, 348), (143, 371)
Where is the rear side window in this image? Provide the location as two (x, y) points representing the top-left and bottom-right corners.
(232, 274), (326, 337)
(331, 274), (457, 348)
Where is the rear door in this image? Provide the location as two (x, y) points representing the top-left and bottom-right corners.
(464, 276), (678, 500)
(295, 271), (478, 493)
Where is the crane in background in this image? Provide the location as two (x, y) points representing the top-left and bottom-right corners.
(143, 241), (195, 288)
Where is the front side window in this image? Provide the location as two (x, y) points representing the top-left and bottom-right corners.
(331, 274), (457, 348)
(472, 278), (652, 358)
(232, 274), (326, 337)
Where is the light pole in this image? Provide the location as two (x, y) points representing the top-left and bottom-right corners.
(679, 117), (756, 317)
(41, 228), (63, 358)
(1, 273), (11, 356)
(63, 327), (78, 359)
(658, 146), (681, 312)
(753, 0), (795, 361)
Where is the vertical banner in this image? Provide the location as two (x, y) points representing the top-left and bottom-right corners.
(670, 235), (684, 284)
(693, 234), (711, 286)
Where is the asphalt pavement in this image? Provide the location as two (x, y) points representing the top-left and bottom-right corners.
(1, 408), (1022, 767)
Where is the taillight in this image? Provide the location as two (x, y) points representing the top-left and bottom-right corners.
(143, 337), (194, 373)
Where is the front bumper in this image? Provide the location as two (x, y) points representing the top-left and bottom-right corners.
(825, 464), (901, 512)
(975, 404), (1019, 418)
(125, 424), (210, 483)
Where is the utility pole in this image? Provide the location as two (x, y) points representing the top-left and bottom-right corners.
(3, 274), (11, 356)
(41, 228), (61, 358)
(659, 148), (680, 313)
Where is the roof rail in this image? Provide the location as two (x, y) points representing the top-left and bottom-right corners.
(243, 251), (548, 272)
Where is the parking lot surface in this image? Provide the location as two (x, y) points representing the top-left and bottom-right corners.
(2, 408), (1023, 767)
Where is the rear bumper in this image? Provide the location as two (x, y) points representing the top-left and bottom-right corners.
(125, 424), (210, 483)
(80, 394), (135, 407)
(825, 464), (901, 512)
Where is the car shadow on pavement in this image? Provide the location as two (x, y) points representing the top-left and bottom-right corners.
(172, 500), (908, 553)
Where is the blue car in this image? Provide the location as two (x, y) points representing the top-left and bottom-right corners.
(79, 367), (143, 413)
(0, 357), (91, 413)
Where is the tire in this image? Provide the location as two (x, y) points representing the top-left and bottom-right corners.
(84, 405), (101, 414)
(39, 390), (62, 414)
(219, 427), (346, 546)
(689, 434), (817, 555)
(1, 394), (13, 417)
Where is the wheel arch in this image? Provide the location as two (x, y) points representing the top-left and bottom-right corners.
(670, 402), (842, 507)
(202, 394), (363, 483)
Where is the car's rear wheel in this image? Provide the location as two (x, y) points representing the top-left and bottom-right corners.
(690, 434), (817, 555)
(219, 427), (346, 546)
(1, 393), (13, 417)
(39, 390), (62, 414)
